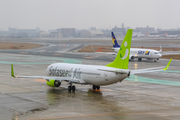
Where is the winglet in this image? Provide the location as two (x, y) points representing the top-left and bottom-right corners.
(163, 58), (172, 71)
(159, 45), (162, 52)
(11, 64), (16, 78)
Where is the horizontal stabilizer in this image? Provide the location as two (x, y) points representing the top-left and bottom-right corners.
(98, 69), (129, 74)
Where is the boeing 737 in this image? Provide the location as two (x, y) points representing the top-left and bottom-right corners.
(11, 29), (172, 92)
(112, 32), (162, 62)
(164, 32), (178, 38)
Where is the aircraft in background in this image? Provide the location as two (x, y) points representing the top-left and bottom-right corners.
(132, 33), (145, 38)
(146, 33), (160, 38)
(11, 29), (172, 92)
(112, 32), (162, 62)
(164, 32), (178, 38)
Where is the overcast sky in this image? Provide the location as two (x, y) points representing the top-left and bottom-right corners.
(0, 0), (180, 30)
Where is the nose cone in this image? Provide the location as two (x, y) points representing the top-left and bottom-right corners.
(46, 65), (51, 74)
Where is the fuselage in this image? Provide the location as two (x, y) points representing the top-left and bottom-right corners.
(46, 63), (129, 86)
(165, 35), (178, 38)
(113, 48), (162, 59)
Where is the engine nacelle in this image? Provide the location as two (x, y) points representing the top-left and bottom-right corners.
(47, 79), (61, 87)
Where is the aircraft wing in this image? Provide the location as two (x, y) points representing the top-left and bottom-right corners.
(11, 64), (80, 83)
(131, 58), (172, 75)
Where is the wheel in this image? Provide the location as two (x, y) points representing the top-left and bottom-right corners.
(93, 85), (96, 90)
(154, 60), (157, 62)
(131, 56), (134, 60)
(72, 86), (76, 92)
(97, 86), (100, 90)
(138, 58), (142, 61)
(68, 86), (71, 92)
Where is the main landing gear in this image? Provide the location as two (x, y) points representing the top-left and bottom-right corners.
(92, 85), (100, 90)
(138, 58), (142, 61)
(68, 83), (76, 92)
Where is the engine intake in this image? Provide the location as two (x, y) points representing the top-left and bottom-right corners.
(47, 80), (61, 87)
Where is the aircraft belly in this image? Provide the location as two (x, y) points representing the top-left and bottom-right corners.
(83, 73), (126, 86)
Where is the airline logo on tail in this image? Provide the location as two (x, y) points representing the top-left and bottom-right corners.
(120, 41), (129, 59)
(112, 37), (116, 45)
(111, 32), (120, 48)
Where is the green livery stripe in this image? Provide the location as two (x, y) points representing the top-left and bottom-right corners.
(106, 29), (133, 69)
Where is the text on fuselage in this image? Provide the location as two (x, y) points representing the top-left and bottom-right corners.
(49, 66), (82, 79)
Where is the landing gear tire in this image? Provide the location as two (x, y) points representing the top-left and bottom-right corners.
(92, 85), (100, 90)
(72, 85), (76, 92)
(154, 60), (157, 62)
(68, 86), (71, 92)
(93, 85), (96, 90)
(131, 56), (134, 60)
(97, 86), (100, 90)
(138, 58), (142, 61)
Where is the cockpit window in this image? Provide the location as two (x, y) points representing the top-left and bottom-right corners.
(154, 52), (160, 54)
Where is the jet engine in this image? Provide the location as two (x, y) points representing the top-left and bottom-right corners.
(47, 80), (61, 87)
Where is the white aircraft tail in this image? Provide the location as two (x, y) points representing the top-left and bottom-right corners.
(159, 45), (162, 52)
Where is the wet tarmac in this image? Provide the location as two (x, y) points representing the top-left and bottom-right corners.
(0, 38), (180, 119)
(0, 52), (180, 120)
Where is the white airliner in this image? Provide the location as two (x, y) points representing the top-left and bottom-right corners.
(146, 35), (160, 38)
(112, 32), (162, 62)
(11, 29), (172, 92)
(164, 32), (178, 38)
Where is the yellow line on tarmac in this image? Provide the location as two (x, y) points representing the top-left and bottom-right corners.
(83, 57), (95, 59)
(35, 79), (46, 82)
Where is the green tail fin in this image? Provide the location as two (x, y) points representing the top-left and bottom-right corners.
(106, 29), (133, 69)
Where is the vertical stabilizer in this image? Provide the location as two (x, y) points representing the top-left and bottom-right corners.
(107, 29), (133, 69)
(112, 32), (120, 48)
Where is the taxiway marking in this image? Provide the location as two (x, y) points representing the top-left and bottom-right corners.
(35, 79), (46, 82)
